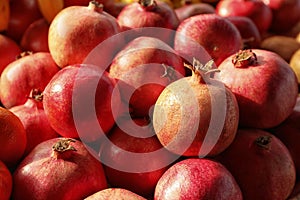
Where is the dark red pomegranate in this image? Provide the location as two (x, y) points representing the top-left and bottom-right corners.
(20, 18), (50, 52)
(175, 3), (216, 22)
(12, 138), (108, 200)
(109, 36), (185, 118)
(215, 128), (296, 200)
(48, 1), (121, 68)
(215, 49), (298, 128)
(100, 118), (176, 198)
(154, 158), (243, 199)
(153, 59), (239, 157)
(0, 160), (12, 200)
(85, 188), (146, 200)
(43, 64), (121, 141)
(0, 52), (60, 109)
(9, 89), (59, 156)
(215, 0), (273, 34)
(174, 14), (243, 66)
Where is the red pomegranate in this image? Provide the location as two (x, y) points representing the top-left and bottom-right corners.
(0, 52), (60, 109)
(20, 18), (50, 52)
(215, 49), (298, 128)
(215, 128), (296, 200)
(154, 158), (243, 200)
(85, 188), (146, 200)
(175, 3), (216, 22)
(153, 59), (239, 157)
(0, 160), (12, 200)
(12, 138), (108, 200)
(9, 89), (59, 156)
(109, 36), (185, 118)
(43, 64), (121, 141)
(174, 14), (243, 66)
(100, 118), (176, 198)
(48, 1), (121, 68)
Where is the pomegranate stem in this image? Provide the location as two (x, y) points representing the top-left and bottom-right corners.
(52, 138), (77, 153)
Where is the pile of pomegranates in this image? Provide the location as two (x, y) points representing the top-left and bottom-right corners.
(1, 0), (300, 199)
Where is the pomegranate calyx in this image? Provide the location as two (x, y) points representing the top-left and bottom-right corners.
(88, 0), (104, 13)
(16, 51), (33, 60)
(52, 138), (77, 153)
(28, 88), (43, 102)
(232, 49), (257, 68)
(138, 0), (157, 9)
(161, 64), (177, 81)
(255, 135), (271, 150)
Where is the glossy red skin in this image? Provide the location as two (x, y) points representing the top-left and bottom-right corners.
(269, 109), (300, 179)
(225, 16), (261, 49)
(48, 4), (121, 68)
(0, 52), (60, 109)
(216, 0), (272, 34)
(109, 36), (185, 118)
(175, 3), (216, 22)
(174, 14), (243, 66)
(262, 0), (300, 33)
(101, 118), (175, 198)
(103, 2), (127, 18)
(12, 138), (108, 200)
(20, 18), (50, 52)
(215, 129), (296, 200)
(6, 0), (42, 42)
(86, 188), (146, 200)
(215, 49), (298, 128)
(0, 34), (21, 74)
(9, 98), (59, 156)
(0, 160), (12, 200)
(154, 158), (242, 200)
(43, 65), (121, 141)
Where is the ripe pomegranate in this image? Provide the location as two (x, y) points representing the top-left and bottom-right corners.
(6, 0), (42, 42)
(215, 49), (298, 128)
(261, 0), (300, 33)
(215, 0), (273, 34)
(0, 52), (60, 109)
(0, 107), (27, 168)
(0, 34), (21, 74)
(215, 128), (296, 200)
(43, 64), (121, 141)
(225, 16), (261, 49)
(9, 89), (59, 156)
(175, 3), (216, 22)
(48, 1), (121, 68)
(153, 59), (239, 157)
(100, 118), (176, 198)
(85, 188), (146, 200)
(12, 138), (108, 200)
(154, 158), (243, 200)
(0, 160), (12, 200)
(174, 14), (243, 66)
(20, 18), (50, 52)
(109, 36), (185, 118)
(269, 109), (300, 179)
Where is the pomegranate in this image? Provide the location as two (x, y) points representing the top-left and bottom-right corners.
(215, 0), (273, 34)
(103, 2), (127, 18)
(85, 188), (146, 200)
(215, 49), (298, 128)
(12, 138), (108, 200)
(269, 109), (300, 179)
(100, 118), (176, 198)
(109, 36), (185, 118)
(0, 34), (21, 74)
(153, 59), (239, 157)
(261, 0), (300, 33)
(43, 64), (121, 141)
(154, 158), (243, 200)
(0, 160), (12, 200)
(9, 89), (59, 156)
(48, 1), (121, 68)
(20, 18), (50, 52)
(6, 0), (42, 42)
(175, 2), (216, 22)
(225, 16), (261, 49)
(174, 14), (243, 66)
(215, 128), (296, 200)
(0, 52), (60, 109)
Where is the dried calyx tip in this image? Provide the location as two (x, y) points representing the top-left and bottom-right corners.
(184, 58), (219, 75)
(139, 0), (155, 7)
(232, 49), (257, 68)
(28, 88), (43, 101)
(255, 135), (271, 149)
(52, 138), (77, 152)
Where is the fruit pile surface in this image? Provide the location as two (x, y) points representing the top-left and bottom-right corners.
(1, 0), (300, 199)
